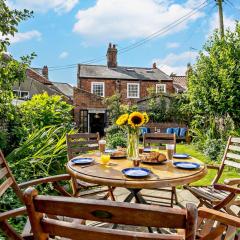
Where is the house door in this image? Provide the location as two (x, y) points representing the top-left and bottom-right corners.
(79, 110), (88, 133)
(89, 113), (105, 136)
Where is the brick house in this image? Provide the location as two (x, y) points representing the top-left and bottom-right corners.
(74, 43), (174, 135)
(13, 66), (73, 103)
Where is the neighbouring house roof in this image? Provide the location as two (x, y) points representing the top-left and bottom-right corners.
(172, 76), (187, 93)
(78, 64), (172, 81)
(26, 68), (52, 85)
(52, 82), (74, 98)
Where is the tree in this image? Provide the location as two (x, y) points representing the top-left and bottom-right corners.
(0, 0), (34, 120)
(187, 22), (240, 128)
(0, 0), (35, 151)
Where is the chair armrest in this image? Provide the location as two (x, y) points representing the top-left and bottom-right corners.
(224, 178), (240, 186)
(18, 174), (71, 189)
(0, 207), (26, 221)
(214, 183), (240, 194)
(198, 207), (240, 228)
(206, 164), (220, 170)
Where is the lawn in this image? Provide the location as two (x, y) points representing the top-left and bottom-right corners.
(176, 144), (239, 186)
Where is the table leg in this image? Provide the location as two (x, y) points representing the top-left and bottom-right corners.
(113, 188), (153, 233)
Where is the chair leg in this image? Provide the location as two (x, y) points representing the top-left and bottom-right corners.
(173, 187), (178, 205)
(0, 220), (23, 240)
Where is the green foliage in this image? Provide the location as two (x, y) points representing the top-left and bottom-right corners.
(146, 90), (189, 124)
(7, 126), (74, 182)
(106, 125), (127, 148)
(0, 0), (33, 52)
(104, 94), (124, 123)
(188, 22), (240, 127)
(14, 93), (73, 141)
(0, 0), (35, 155)
(185, 22), (240, 160)
(0, 129), (7, 150)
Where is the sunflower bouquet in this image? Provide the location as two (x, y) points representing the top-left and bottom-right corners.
(116, 112), (149, 160)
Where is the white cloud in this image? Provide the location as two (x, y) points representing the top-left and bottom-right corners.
(7, 0), (79, 13)
(154, 51), (198, 75)
(73, 0), (204, 41)
(166, 42), (180, 48)
(3, 30), (42, 44)
(208, 13), (236, 37)
(59, 51), (69, 59)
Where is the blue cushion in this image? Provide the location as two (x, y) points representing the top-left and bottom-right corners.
(172, 127), (180, 136)
(166, 128), (173, 134)
(140, 127), (150, 135)
(179, 128), (187, 138)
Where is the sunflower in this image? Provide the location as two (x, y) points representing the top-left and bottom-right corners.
(143, 112), (149, 124)
(128, 112), (145, 128)
(116, 113), (129, 126)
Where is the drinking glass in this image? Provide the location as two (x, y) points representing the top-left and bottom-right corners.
(100, 154), (110, 165)
(99, 139), (106, 154)
(166, 144), (175, 162)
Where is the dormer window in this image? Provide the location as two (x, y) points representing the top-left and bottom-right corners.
(156, 84), (166, 93)
(127, 83), (140, 98)
(91, 82), (105, 97)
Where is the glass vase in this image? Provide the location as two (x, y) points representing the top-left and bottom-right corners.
(127, 130), (139, 160)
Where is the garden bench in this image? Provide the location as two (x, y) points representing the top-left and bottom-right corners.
(145, 122), (191, 143)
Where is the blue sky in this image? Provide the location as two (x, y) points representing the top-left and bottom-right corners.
(7, 0), (240, 86)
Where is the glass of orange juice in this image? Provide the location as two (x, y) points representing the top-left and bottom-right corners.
(100, 154), (111, 165)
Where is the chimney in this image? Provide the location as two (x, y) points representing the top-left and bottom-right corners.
(107, 43), (117, 68)
(152, 62), (157, 69)
(42, 65), (48, 79)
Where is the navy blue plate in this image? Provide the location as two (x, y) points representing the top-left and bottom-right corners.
(71, 158), (94, 165)
(173, 162), (200, 170)
(122, 167), (151, 178)
(173, 153), (190, 159)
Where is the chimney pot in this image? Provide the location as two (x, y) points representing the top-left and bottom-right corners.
(42, 65), (49, 79)
(152, 62), (157, 69)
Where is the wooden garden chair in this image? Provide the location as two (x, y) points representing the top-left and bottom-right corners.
(185, 136), (240, 216)
(66, 133), (115, 200)
(0, 150), (72, 239)
(142, 133), (177, 207)
(196, 207), (240, 239)
(23, 186), (198, 240)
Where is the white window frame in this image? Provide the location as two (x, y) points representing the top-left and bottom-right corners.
(91, 82), (105, 97)
(13, 90), (29, 99)
(127, 83), (140, 98)
(156, 84), (166, 93)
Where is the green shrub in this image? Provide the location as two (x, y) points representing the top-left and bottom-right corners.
(13, 93), (73, 143)
(0, 129), (8, 151)
(106, 125), (127, 148)
(7, 125), (75, 182)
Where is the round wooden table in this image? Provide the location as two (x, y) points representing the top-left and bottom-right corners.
(66, 152), (207, 201)
(67, 152), (207, 189)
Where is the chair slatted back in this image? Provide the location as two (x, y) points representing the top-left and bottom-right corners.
(197, 207), (240, 240)
(24, 187), (197, 240)
(0, 151), (23, 202)
(143, 133), (176, 150)
(66, 133), (100, 160)
(212, 136), (240, 184)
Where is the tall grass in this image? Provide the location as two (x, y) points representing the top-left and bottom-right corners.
(7, 125), (75, 182)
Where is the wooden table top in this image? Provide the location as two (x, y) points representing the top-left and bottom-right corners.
(66, 152), (207, 189)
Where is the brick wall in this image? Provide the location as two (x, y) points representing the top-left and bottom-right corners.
(78, 77), (174, 105)
(73, 87), (106, 109)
